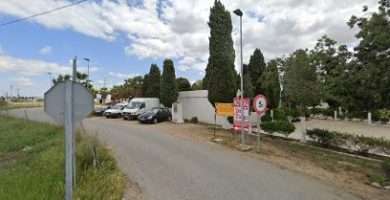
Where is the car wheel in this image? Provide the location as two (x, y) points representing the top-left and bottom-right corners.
(153, 118), (158, 124)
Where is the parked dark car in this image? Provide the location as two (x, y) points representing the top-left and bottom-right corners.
(138, 107), (171, 124)
(93, 105), (110, 116)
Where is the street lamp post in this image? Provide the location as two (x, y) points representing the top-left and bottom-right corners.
(48, 72), (53, 87)
(233, 9), (244, 145)
(83, 58), (90, 88)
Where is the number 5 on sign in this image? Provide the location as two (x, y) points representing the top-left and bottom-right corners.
(253, 95), (267, 115)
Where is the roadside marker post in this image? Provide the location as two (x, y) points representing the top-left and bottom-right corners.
(253, 95), (267, 153)
(44, 57), (93, 200)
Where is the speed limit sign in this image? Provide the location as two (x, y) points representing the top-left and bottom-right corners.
(253, 94), (267, 115)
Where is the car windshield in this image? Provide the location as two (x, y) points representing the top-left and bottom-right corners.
(127, 102), (142, 109)
(112, 104), (123, 109)
(144, 108), (160, 114)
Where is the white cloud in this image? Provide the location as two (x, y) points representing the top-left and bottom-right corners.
(0, 52), (99, 76)
(0, 0), (376, 74)
(9, 76), (34, 86)
(108, 71), (140, 79)
(39, 46), (52, 55)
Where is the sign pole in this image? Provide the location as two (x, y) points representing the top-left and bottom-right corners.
(214, 105), (216, 138)
(64, 80), (73, 200)
(72, 57), (77, 190)
(253, 94), (267, 153)
(44, 56), (94, 200)
(257, 114), (261, 153)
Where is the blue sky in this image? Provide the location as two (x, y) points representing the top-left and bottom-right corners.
(0, 0), (374, 97)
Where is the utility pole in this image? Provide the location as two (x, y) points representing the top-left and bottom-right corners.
(234, 8), (244, 145)
(83, 58), (90, 88)
(48, 72), (53, 87)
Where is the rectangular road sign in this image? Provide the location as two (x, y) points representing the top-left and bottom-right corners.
(233, 98), (250, 132)
(215, 103), (234, 116)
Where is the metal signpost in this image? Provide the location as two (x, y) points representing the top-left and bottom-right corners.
(253, 95), (267, 153)
(44, 57), (93, 200)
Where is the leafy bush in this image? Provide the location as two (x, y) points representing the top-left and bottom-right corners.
(310, 108), (323, 115)
(351, 111), (366, 119)
(190, 116), (198, 124)
(306, 129), (390, 156)
(309, 108), (334, 118)
(274, 108), (288, 121)
(372, 110), (381, 122)
(260, 121), (295, 137)
(306, 129), (338, 148)
(354, 135), (382, 155)
(380, 138), (390, 155)
(286, 107), (300, 118)
(261, 113), (272, 122)
(380, 118), (389, 124)
(227, 116), (233, 124)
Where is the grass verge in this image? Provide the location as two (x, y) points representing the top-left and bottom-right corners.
(0, 115), (126, 199)
(0, 101), (42, 111)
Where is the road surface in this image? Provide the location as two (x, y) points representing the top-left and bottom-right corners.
(4, 108), (359, 200)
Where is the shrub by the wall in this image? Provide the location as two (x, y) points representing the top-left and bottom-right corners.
(306, 129), (390, 156)
(306, 129), (338, 148)
(260, 121), (295, 137)
(190, 116), (198, 124)
(261, 113), (272, 122)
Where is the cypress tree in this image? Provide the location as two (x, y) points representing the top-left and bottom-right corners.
(248, 48), (266, 94)
(160, 59), (178, 107)
(142, 74), (149, 97)
(203, 0), (236, 105)
(145, 64), (161, 98)
(176, 77), (192, 92)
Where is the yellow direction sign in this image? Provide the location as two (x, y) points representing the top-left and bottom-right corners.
(215, 103), (234, 116)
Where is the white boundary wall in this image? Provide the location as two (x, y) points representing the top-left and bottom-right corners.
(177, 90), (231, 128)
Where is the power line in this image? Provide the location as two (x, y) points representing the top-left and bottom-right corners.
(0, 0), (88, 27)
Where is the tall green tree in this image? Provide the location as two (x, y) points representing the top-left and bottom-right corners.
(348, 1), (390, 110)
(191, 80), (203, 90)
(243, 73), (254, 99)
(160, 59), (178, 107)
(99, 87), (109, 100)
(123, 76), (143, 99)
(310, 35), (338, 103)
(52, 74), (71, 84)
(142, 74), (149, 97)
(176, 77), (192, 92)
(248, 48), (266, 94)
(145, 64), (161, 97)
(323, 45), (354, 109)
(203, 0), (236, 105)
(284, 49), (320, 114)
(261, 59), (281, 109)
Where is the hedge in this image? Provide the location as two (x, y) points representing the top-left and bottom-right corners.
(306, 129), (390, 156)
(260, 121), (295, 137)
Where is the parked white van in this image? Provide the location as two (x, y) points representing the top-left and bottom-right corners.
(122, 98), (160, 120)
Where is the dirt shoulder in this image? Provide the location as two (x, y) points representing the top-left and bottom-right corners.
(153, 121), (390, 200)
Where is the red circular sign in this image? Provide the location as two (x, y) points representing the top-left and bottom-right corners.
(253, 95), (267, 115)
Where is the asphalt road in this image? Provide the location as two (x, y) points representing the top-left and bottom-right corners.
(4, 108), (359, 200)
